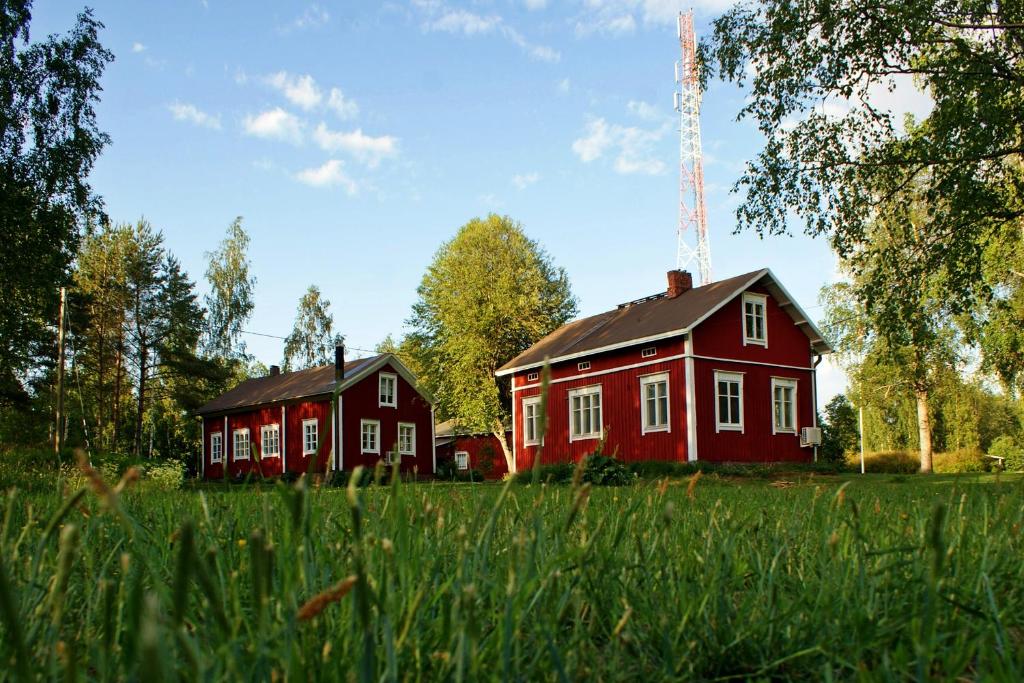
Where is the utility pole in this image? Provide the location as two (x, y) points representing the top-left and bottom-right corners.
(55, 286), (67, 458)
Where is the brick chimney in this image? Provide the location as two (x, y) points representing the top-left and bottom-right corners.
(667, 270), (693, 298)
(269, 365), (280, 377)
(335, 342), (345, 383)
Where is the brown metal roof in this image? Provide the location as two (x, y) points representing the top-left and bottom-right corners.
(196, 355), (382, 415)
(497, 269), (831, 374)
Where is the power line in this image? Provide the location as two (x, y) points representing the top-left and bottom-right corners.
(238, 329), (379, 355)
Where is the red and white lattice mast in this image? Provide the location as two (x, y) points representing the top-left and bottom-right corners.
(674, 10), (712, 284)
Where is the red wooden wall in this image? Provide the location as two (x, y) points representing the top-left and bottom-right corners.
(509, 285), (819, 469)
(339, 361), (434, 475)
(436, 432), (511, 479)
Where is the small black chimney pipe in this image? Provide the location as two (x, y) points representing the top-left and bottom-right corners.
(269, 365), (280, 377)
(335, 342), (345, 383)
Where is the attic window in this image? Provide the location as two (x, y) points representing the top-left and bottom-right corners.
(742, 293), (767, 346)
(641, 347), (656, 358)
(578, 361), (591, 371)
(526, 371), (539, 382)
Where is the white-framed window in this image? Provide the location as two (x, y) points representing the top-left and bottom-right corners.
(384, 449), (396, 465)
(569, 385), (603, 442)
(578, 361), (591, 371)
(233, 428), (250, 461)
(523, 396), (542, 446)
(261, 424), (280, 458)
(641, 346), (657, 358)
(302, 418), (318, 455)
(742, 293), (767, 346)
(714, 371), (744, 432)
(379, 372), (397, 407)
(361, 419), (380, 454)
(526, 371), (539, 382)
(398, 423), (415, 455)
(640, 372), (670, 434)
(771, 378), (798, 434)
(210, 432), (223, 464)
(455, 451), (469, 470)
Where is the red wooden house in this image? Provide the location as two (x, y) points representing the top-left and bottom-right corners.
(434, 420), (511, 479)
(495, 269), (832, 470)
(196, 349), (435, 479)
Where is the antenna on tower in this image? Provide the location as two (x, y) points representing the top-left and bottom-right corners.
(674, 9), (712, 285)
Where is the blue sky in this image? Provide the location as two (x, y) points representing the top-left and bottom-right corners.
(36, 0), (856, 400)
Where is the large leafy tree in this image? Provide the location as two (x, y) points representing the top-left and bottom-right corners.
(407, 214), (577, 470)
(204, 217), (256, 359)
(0, 2), (112, 405)
(706, 1), (1023, 311)
(283, 285), (339, 371)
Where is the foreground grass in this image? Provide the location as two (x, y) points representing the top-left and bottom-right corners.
(0, 471), (1022, 680)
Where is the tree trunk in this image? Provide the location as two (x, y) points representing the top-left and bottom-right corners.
(135, 341), (147, 459)
(113, 336), (123, 451)
(915, 387), (933, 473)
(493, 419), (514, 474)
(96, 326), (106, 450)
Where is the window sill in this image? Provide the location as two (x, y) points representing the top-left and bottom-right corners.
(743, 338), (767, 347)
(716, 424), (743, 433)
(361, 450), (380, 456)
(569, 434), (601, 442)
(261, 453), (281, 458)
(378, 403), (397, 409)
(399, 451), (415, 457)
(302, 450), (317, 456)
(773, 429), (797, 435)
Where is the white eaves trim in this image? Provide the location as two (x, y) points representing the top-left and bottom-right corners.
(338, 353), (435, 405)
(496, 268), (831, 377)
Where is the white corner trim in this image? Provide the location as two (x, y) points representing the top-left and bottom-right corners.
(431, 407), (437, 474)
(281, 405), (287, 473)
(684, 335), (698, 462)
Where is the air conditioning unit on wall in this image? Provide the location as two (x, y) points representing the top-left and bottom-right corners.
(800, 427), (822, 447)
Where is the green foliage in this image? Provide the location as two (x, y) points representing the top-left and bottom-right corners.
(581, 454), (634, 486)
(283, 285), (340, 371)
(989, 436), (1024, 472)
(0, 3), (112, 407)
(204, 217), (256, 359)
(1, 472), (1023, 678)
(932, 449), (989, 475)
(512, 462), (574, 484)
(819, 394), (858, 463)
(706, 1), (1023, 312)
(405, 214), (577, 469)
(849, 451), (921, 474)
(140, 461), (185, 492)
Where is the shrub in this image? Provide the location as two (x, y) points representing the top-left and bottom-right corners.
(933, 449), (989, 474)
(582, 454), (634, 486)
(141, 461), (185, 491)
(628, 460), (699, 479)
(989, 436), (1024, 472)
(850, 451), (920, 474)
(512, 462), (575, 485)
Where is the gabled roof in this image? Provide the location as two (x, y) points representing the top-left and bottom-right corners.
(196, 353), (432, 416)
(496, 268), (831, 376)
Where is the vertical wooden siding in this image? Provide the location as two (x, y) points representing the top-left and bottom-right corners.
(340, 361), (434, 475)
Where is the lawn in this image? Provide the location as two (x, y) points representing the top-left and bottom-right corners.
(0, 467), (1022, 680)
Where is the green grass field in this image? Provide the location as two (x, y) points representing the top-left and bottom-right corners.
(1, 466), (1022, 680)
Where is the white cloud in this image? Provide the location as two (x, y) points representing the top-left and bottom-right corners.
(327, 87), (359, 119)
(242, 108), (304, 144)
(627, 100), (660, 121)
(575, 13), (636, 37)
(168, 102), (221, 130)
(312, 123), (398, 167)
(416, 2), (559, 62)
(572, 116), (668, 175)
(286, 4), (330, 31)
(512, 172), (540, 189)
(132, 42), (146, 53)
(525, 0), (547, 9)
(266, 71), (323, 110)
(427, 9), (501, 35)
(557, 77), (571, 94)
(574, 0), (733, 37)
(295, 159), (357, 193)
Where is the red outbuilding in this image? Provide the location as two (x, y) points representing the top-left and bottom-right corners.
(434, 420), (511, 479)
(196, 350), (435, 479)
(495, 269), (832, 470)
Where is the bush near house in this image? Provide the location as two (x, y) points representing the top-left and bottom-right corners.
(989, 436), (1024, 472)
(847, 451), (921, 474)
(933, 449), (990, 474)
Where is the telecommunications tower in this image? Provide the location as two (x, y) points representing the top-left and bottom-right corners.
(674, 10), (712, 284)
